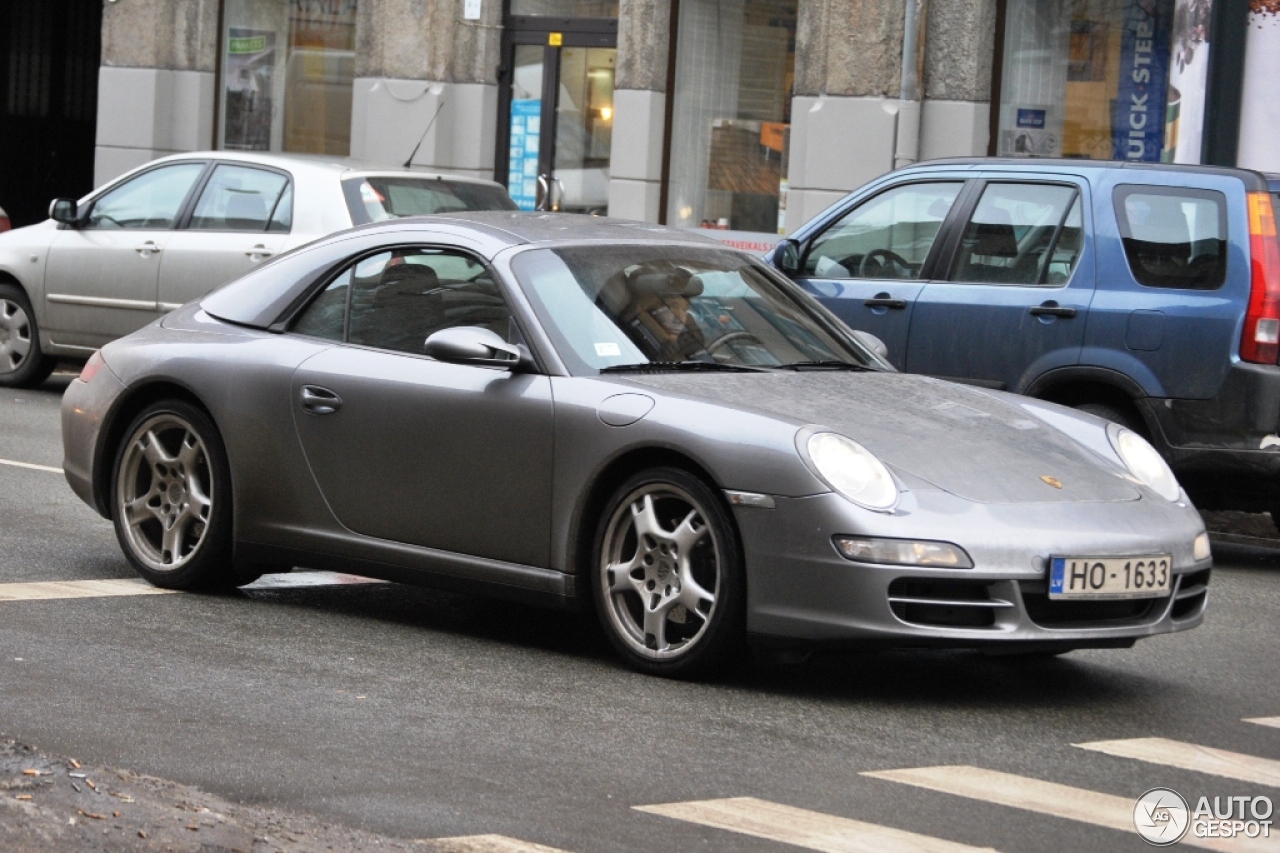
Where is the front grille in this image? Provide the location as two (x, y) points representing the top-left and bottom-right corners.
(1022, 592), (1157, 627)
(888, 579), (1012, 629)
(1172, 569), (1210, 621)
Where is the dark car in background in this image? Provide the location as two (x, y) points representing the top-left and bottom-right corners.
(768, 159), (1280, 517)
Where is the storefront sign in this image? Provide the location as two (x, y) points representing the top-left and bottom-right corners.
(1016, 109), (1046, 129)
(1112, 0), (1171, 161)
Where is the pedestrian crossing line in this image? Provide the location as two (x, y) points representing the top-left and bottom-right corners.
(863, 765), (1271, 853)
(424, 835), (572, 853)
(0, 457), (62, 474)
(635, 796), (999, 853)
(0, 578), (180, 602)
(1075, 738), (1280, 788)
(1245, 718), (1280, 730)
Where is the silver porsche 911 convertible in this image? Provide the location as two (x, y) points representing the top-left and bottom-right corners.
(61, 213), (1211, 678)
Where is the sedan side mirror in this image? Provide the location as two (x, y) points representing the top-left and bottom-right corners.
(853, 329), (890, 362)
(49, 198), (79, 226)
(776, 238), (802, 276)
(425, 326), (525, 369)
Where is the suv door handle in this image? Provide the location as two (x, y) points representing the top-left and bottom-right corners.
(864, 293), (907, 309)
(1029, 301), (1077, 318)
(245, 244), (274, 261)
(134, 241), (161, 256)
(300, 385), (342, 415)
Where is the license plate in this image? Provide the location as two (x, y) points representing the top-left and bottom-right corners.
(1049, 555), (1172, 600)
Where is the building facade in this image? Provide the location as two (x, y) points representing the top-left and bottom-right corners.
(2, 0), (1273, 233)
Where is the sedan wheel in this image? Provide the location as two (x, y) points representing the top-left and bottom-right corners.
(112, 400), (239, 590)
(0, 284), (54, 388)
(593, 467), (744, 677)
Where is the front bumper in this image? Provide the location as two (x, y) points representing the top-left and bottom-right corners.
(60, 363), (127, 518)
(735, 489), (1210, 647)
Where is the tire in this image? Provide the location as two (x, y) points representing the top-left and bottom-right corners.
(1075, 401), (1144, 435)
(590, 467), (745, 678)
(111, 399), (246, 590)
(0, 283), (55, 388)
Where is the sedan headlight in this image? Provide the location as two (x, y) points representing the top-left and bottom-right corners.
(1108, 424), (1181, 502)
(805, 432), (899, 511)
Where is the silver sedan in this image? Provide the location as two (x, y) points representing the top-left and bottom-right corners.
(0, 151), (514, 387)
(61, 213), (1211, 678)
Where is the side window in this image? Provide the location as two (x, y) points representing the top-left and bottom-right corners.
(268, 184), (293, 233)
(85, 163), (206, 229)
(1114, 186), (1227, 290)
(949, 183), (1080, 285)
(291, 248), (513, 356)
(188, 165), (290, 232)
(802, 182), (962, 280)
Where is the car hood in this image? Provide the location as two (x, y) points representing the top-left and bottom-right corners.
(620, 371), (1141, 504)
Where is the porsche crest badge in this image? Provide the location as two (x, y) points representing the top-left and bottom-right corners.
(1040, 475), (1064, 489)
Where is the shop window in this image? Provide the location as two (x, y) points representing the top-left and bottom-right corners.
(995, 0), (1211, 164)
(219, 0), (357, 155)
(666, 0), (797, 234)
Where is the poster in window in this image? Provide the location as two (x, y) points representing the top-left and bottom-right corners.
(1237, 0), (1280, 171)
(1111, 0), (1171, 162)
(223, 29), (276, 151)
(1161, 0), (1213, 163)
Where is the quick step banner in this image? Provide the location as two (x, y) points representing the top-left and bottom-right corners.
(1112, 0), (1173, 161)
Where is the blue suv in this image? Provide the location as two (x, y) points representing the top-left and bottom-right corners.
(769, 160), (1280, 516)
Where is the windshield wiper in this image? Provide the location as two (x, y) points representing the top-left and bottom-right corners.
(777, 360), (875, 371)
(599, 361), (770, 373)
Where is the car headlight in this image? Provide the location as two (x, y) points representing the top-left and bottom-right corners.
(804, 432), (899, 511)
(1108, 424), (1181, 502)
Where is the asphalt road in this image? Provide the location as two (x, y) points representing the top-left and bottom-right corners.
(2, 373), (1278, 852)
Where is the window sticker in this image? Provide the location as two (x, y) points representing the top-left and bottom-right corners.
(594, 342), (622, 357)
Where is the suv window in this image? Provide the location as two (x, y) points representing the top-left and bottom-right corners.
(292, 248), (513, 356)
(1114, 186), (1226, 290)
(949, 183), (1081, 285)
(802, 182), (962, 280)
(85, 163), (206, 229)
(188, 164), (291, 232)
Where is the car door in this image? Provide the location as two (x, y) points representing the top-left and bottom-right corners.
(905, 179), (1094, 391)
(287, 246), (555, 568)
(43, 161), (208, 348)
(156, 163), (293, 311)
(789, 180), (967, 366)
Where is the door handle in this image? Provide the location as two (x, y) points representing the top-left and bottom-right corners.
(1029, 301), (1077, 318)
(134, 241), (161, 256)
(245, 244), (274, 261)
(535, 175), (550, 211)
(300, 385), (342, 415)
(864, 293), (907, 309)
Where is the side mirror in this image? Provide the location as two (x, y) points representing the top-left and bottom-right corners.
(49, 198), (79, 225)
(853, 329), (890, 362)
(425, 326), (524, 369)
(776, 238), (802, 276)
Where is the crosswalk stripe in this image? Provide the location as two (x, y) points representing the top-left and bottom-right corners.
(0, 578), (179, 601)
(0, 457), (62, 474)
(1245, 718), (1280, 730)
(1075, 738), (1280, 788)
(636, 796), (998, 853)
(426, 835), (572, 853)
(863, 765), (1271, 853)
(242, 571), (387, 590)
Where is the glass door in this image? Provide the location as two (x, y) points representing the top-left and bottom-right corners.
(499, 21), (617, 213)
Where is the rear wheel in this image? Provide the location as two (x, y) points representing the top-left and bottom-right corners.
(111, 400), (250, 590)
(0, 283), (55, 388)
(590, 467), (744, 678)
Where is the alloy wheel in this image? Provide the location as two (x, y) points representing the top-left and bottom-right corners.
(0, 297), (32, 374)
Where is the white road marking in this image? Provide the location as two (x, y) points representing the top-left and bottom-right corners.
(864, 765), (1271, 853)
(1075, 738), (1280, 788)
(636, 796), (998, 853)
(242, 571), (387, 590)
(426, 835), (572, 853)
(1245, 718), (1280, 730)
(0, 457), (62, 474)
(0, 578), (179, 602)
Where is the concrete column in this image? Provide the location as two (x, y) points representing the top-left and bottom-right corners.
(785, 0), (996, 233)
(607, 0), (671, 222)
(95, 0), (219, 188)
(351, 0), (503, 179)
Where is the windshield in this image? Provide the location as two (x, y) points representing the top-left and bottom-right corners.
(512, 245), (872, 374)
(343, 176), (517, 224)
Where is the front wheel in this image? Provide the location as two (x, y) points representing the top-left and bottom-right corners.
(0, 283), (55, 388)
(111, 400), (243, 590)
(590, 467), (745, 678)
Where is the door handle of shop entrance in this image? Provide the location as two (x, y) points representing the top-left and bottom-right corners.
(535, 175), (551, 211)
(864, 292), (907, 309)
(300, 385), (342, 415)
(1028, 301), (1077, 318)
(135, 241), (161, 257)
(245, 244), (274, 261)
